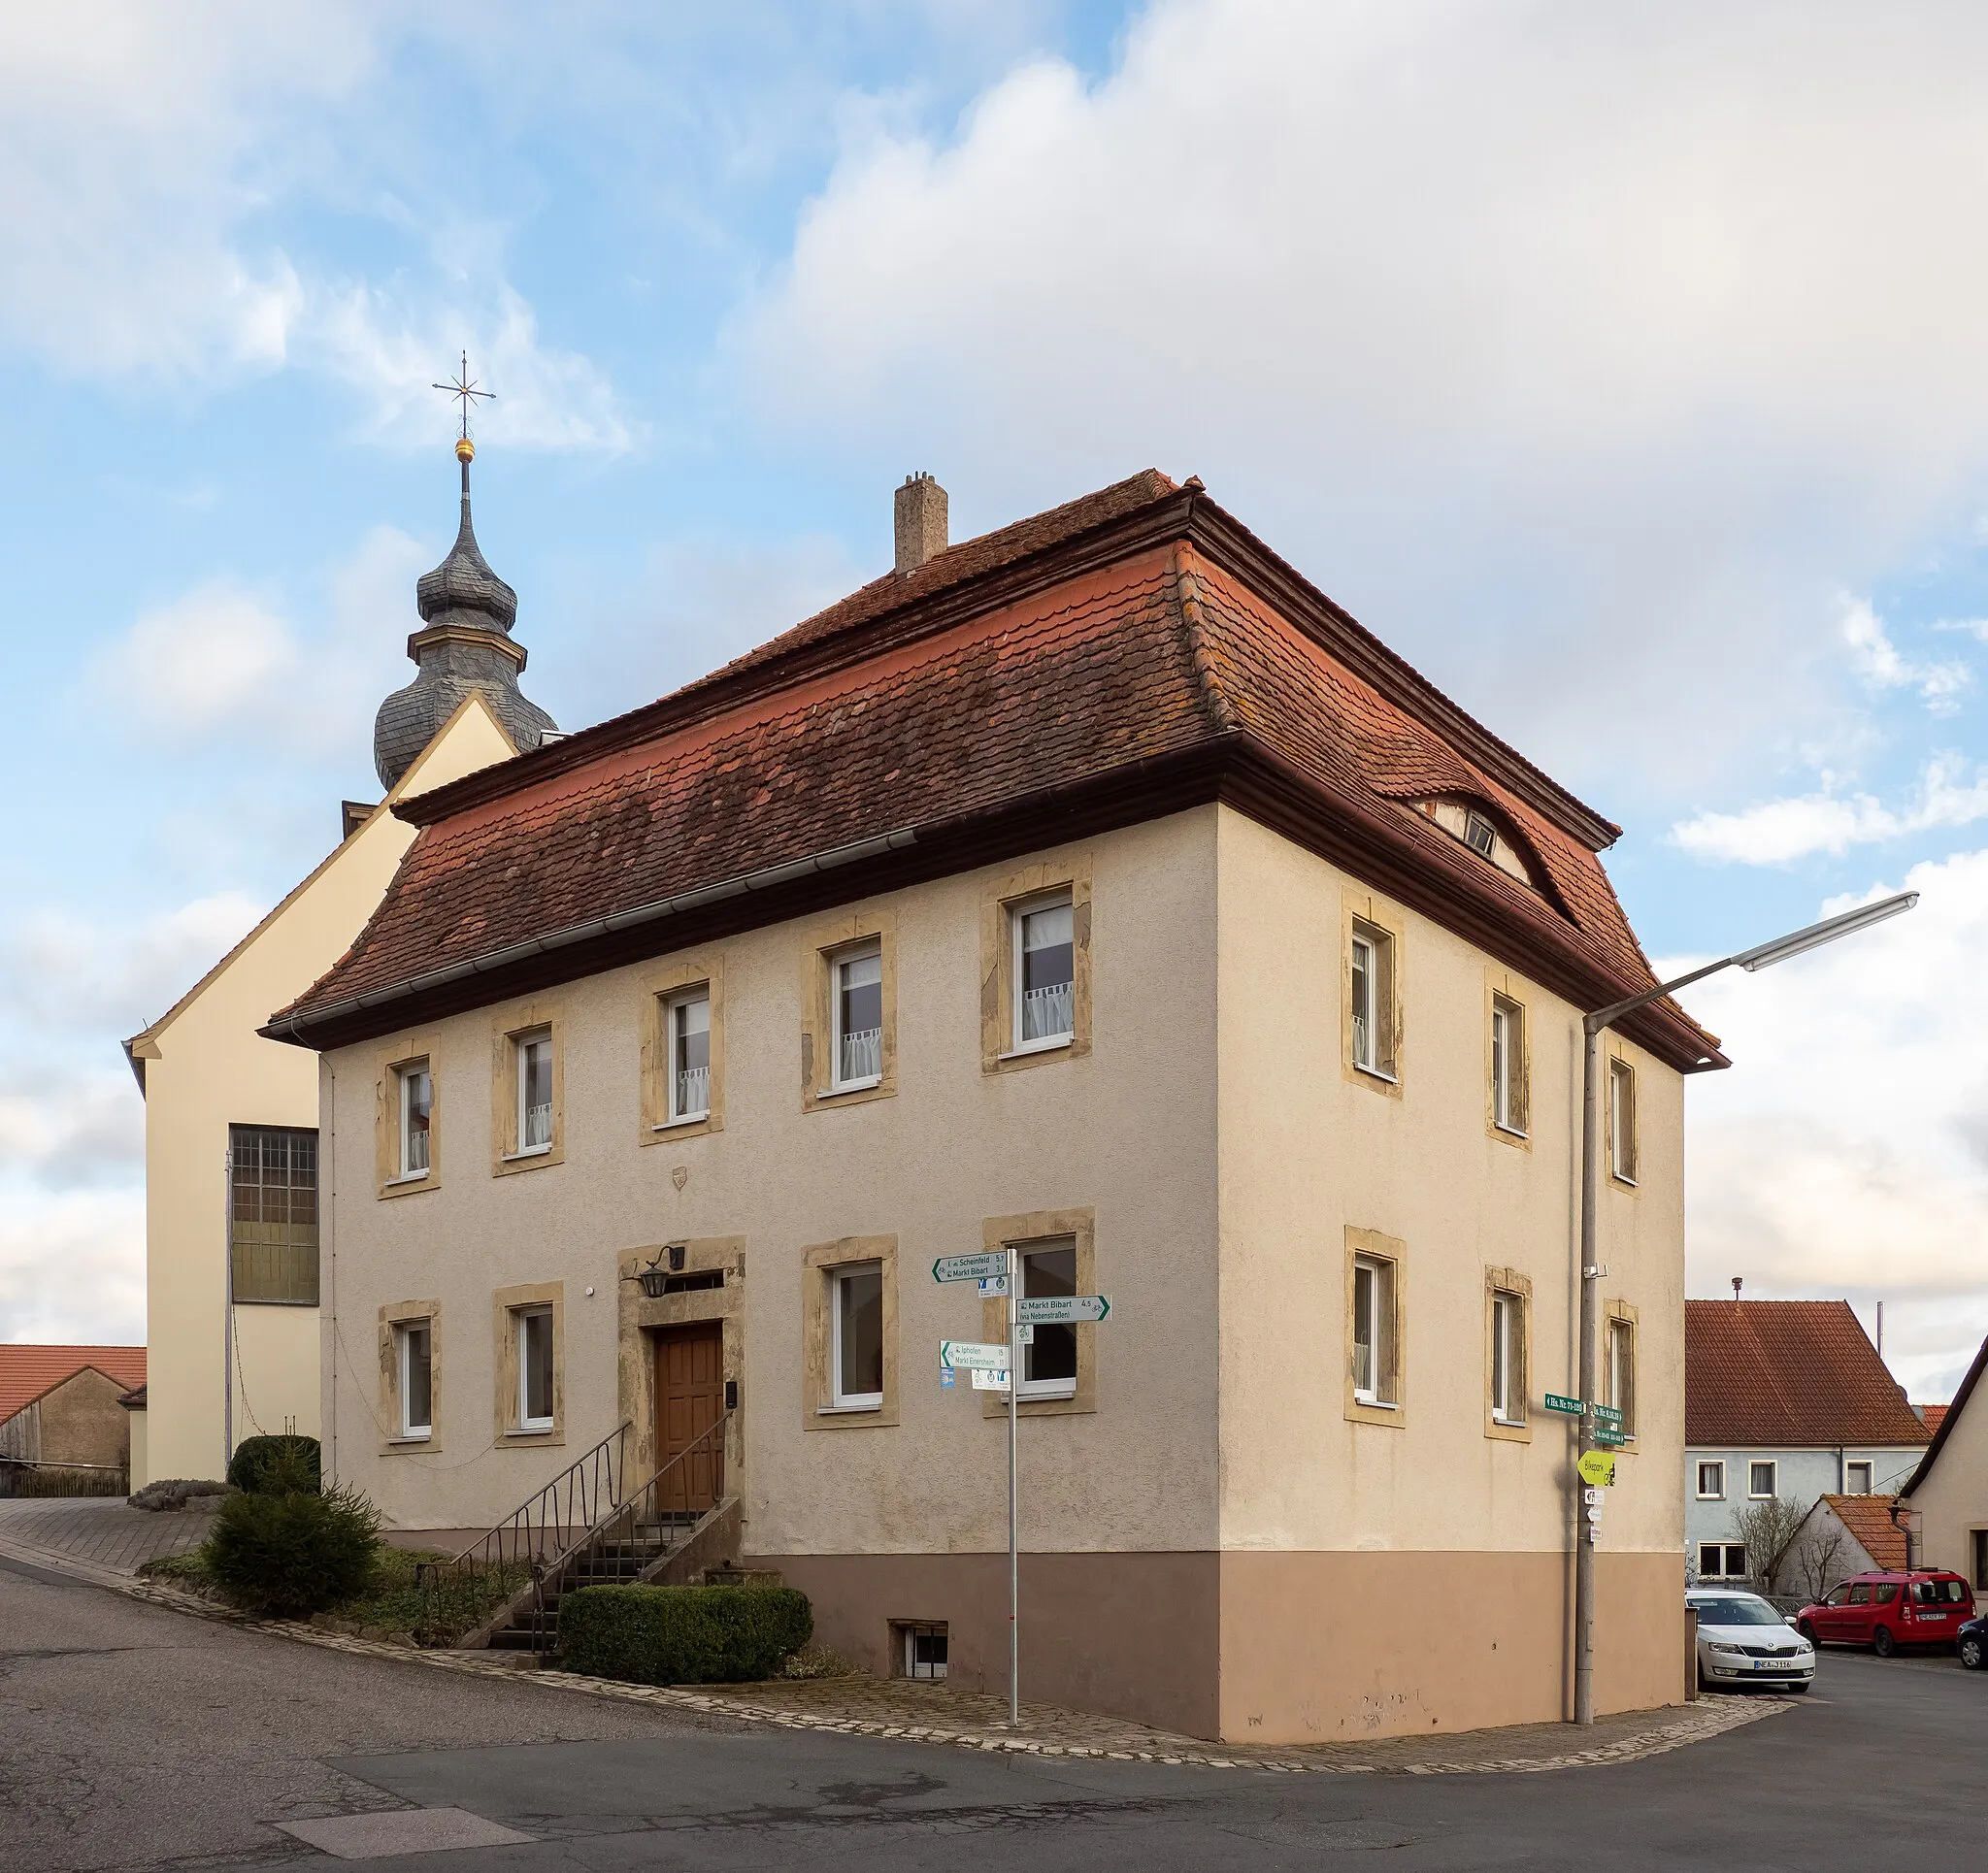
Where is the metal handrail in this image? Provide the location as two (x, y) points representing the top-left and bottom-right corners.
(519, 1408), (734, 1660)
(415, 1420), (632, 1608)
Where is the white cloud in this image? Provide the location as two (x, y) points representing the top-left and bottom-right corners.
(731, 0), (1988, 790)
(1840, 596), (1969, 713)
(1676, 855), (1988, 1397)
(0, 1187), (146, 1345)
(1670, 755), (1988, 864)
(82, 527), (429, 754)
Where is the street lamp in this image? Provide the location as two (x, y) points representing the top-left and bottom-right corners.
(1570, 889), (1918, 1725)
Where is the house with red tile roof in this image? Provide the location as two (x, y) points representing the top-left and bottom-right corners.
(1900, 1331), (1988, 1593)
(268, 469), (1717, 1743)
(1685, 1298), (1928, 1586)
(0, 1346), (146, 1490)
(1773, 1493), (1911, 1602)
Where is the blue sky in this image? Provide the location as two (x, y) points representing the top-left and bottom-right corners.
(7, 1), (1988, 1398)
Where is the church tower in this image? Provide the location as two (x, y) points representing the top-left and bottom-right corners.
(373, 432), (556, 791)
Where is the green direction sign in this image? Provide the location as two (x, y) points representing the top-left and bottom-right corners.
(1543, 1393), (1584, 1416)
(1594, 1428), (1630, 1447)
(1014, 1295), (1111, 1326)
(934, 1251), (1010, 1285)
(940, 1340), (1011, 1371)
(1592, 1404), (1624, 1428)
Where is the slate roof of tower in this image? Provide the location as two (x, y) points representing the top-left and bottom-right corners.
(272, 472), (1722, 1070)
(1685, 1300), (1930, 1448)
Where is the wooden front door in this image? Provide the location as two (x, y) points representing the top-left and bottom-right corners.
(653, 1322), (725, 1513)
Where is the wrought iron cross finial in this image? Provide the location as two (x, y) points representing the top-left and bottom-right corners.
(432, 350), (495, 442)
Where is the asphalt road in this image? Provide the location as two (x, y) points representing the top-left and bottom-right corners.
(3, 1554), (1983, 1872)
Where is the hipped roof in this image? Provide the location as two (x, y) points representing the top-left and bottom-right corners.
(1686, 1300), (1929, 1449)
(267, 474), (1722, 1069)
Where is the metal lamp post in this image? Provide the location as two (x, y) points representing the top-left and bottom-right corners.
(1571, 890), (1918, 1725)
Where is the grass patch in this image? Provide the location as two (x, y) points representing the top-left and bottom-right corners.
(139, 1541), (530, 1646)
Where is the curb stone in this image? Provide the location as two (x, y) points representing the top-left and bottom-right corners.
(102, 1573), (1788, 1776)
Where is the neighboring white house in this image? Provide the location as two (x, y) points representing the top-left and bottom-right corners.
(1684, 1298), (1928, 1585)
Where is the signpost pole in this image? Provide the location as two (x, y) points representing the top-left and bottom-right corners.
(1574, 1019), (1601, 1726)
(1007, 1240), (1020, 1728)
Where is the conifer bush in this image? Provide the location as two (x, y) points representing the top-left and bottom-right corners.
(226, 1433), (322, 1495)
(204, 1448), (380, 1618)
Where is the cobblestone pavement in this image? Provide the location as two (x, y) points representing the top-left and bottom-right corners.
(112, 1570), (1780, 1777)
(0, 1494), (215, 1577)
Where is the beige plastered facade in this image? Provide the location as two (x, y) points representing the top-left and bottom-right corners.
(314, 803), (1687, 1742)
(1904, 1392), (1988, 1590)
(127, 697), (517, 1486)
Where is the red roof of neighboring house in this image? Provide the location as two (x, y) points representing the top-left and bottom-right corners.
(266, 475), (1723, 1073)
(1820, 1495), (1910, 1571)
(1686, 1300), (1929, 1449)
(1918, 1404), (1948, 1434)
(0, 1346), (147, 1425)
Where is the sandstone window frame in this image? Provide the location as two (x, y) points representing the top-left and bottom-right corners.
(1607, 1051), (1640, 1187)
(378, 1298), (441, 1454)
(801, 1235), (900, 1429)
(1606, 1301), (1640, 1444)
(1344, 1227), (1406, 1427)
(490, 999), (567, 1175)
(374, 1036), (443, 1199)
(979, 855), (1093, 1076)
(1484, 1267), (1532, 1442)
(1484, 971), (1532, 1148)
(639, 956), (725, 1143)
(800, 908), (898, 1113)
(493, 1280), (564, 1445)
(981, 1208), (1097, 1419)
(1342, 895), (1405, 1095)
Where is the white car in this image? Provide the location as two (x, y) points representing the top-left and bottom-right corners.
(1687, 1590), (1816, 1692)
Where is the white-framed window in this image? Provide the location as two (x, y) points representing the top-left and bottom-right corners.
(897, 1621), (948, 1680)
(1845, 1460), (1873, 1495)
(1011, 893), (1075, 1052)
(830, 1261), (884, 1408)
(1608, 1059), (1638, 1184)
(396, 1062), (432, 1179)
(1607, 1316), (1637, 1436)
(514, 1028), (553, 1155)
(516, 1306), (554, 1431)
(1352, 1254), (1397, 1405)
(831, 942), (883, 1091)
(1749, 1459), (1777, 1499)
(666, 988), (712, 1123)
(397, 1320), (433, 1440)
(1489, 1289), (1523, 1424)
(1697, 1460), (1727, 1499)
(1017, 1238), (1079, 1399)
(1697, 1542), (1749, 1582)
(1490, 996), (1525, 1135)
(1349, 926), (1396, 1079)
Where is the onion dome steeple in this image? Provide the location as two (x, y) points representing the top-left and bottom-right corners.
(373, 368), (556, 791)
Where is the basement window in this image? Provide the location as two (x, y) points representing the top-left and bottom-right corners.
(894, 1621), (948, 1681)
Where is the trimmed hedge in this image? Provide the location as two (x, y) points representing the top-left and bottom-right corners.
(226, 1434), (322, 1495)
(559, 1585), (812, 1685)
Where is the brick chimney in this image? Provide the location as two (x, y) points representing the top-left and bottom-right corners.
(894, 473), (948, 575)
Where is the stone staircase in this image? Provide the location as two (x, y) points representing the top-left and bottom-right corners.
(484, 1509), (707, 1654)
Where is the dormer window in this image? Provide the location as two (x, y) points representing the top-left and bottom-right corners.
(1409, 797), (1538, 890)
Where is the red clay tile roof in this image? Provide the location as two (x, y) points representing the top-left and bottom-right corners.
(0, 1345), (146, 1426)
(1918, 1403), (1948, 1434)
(1819, 1495), (1909, 1571)
(1686, 1301), (1929, 1448)
(269, 476), (1719, 1068)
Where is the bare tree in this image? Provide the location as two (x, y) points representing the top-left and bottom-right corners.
(1731, 1495), (1811, 1594)
(1782, 1515), (1851, 1604)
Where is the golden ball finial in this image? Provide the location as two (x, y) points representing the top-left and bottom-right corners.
(456, 437), (476, 463)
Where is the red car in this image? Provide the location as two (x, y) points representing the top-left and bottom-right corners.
(1796, 1570), (1975, 1657)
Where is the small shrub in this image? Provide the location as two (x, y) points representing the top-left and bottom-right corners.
(227, 1435), (322, 1495)
(205, 1476), (381, 1618)
(780, 1641), (856, 1680)
(131, 1477), (232, 1512)
(559, 1585), (812, 1685)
